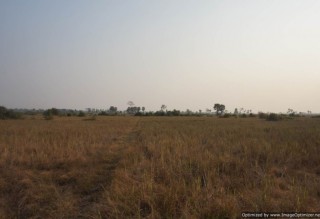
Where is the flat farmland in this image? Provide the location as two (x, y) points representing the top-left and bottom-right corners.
(1, 116), (320, 218)
(0, 117), (138, 219)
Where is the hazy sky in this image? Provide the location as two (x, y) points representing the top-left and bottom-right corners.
(1, 0), (319, 113)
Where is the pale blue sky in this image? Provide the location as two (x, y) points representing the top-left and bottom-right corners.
(1, 0), (319, 112)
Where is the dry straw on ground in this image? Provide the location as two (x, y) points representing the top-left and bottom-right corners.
(0, 116), (319, 218)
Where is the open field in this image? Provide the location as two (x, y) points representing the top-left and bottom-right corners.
(1, 116), (320, 218)
(0, 117), (138, 218)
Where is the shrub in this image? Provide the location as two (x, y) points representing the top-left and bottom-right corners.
(78, 111), (86, 117)
(154, 111), (165, 116)
(258, 112), (267, 119)
(50, 108), (59, 116)
(0, 106), (22, 119)
(166, 109), (181, 116)
(43, 110), (53, 120)
(289, 113), (296, 117)
(43, 108), (61, 119)
(266, 113), (282, 121)
(240, 114), (247, 118)
(99, 111), (107, 116)
(135, 112), (143, 116)
(220, 113), (231, 118)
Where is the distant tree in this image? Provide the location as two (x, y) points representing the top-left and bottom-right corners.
(78, 111), (86, 117)
(0, 106), (22, 119)
(161, 104), (167, 112)
(258, 112), (267, 119)
(142, 107), (145, 113)
(234, 108), (239, 115)
(220, 105), (226, 114)
(127, 101), (135, 107)
(126, 101), (137, 115)
(240, 113), (247, 118)
(222, 113), (231, 118)
(43, 109), (53, 120)
(186, 109), (192, 115)
(154, 110), (165, 116)
(109, 106), (118, 114)
(213, 103), (225, 115)
(50, 108), (59, 116)
(287, 108), (293, 114)
(127, 106), (140, 115)
(0, 106), (6, 119)
(287, 108), (296, 117)
(166, 109), (180, 116)
(173, 109), (180, 116)
(266, 113), (282, 121)
(43, 108), (59, 119)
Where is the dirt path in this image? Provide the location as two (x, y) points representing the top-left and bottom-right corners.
(77, 118), (142, 218)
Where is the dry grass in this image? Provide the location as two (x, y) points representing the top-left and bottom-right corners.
(1, 116), (320, 218)
(0, 116), (138, 218)
(103, 117), (320, 218)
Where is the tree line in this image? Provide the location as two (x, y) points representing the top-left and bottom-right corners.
(0, 104), (316, 121)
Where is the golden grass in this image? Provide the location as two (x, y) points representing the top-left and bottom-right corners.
(1, 116), (320, 218)
(103, 117), (320, 218)
(0, 116), (138, 218)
